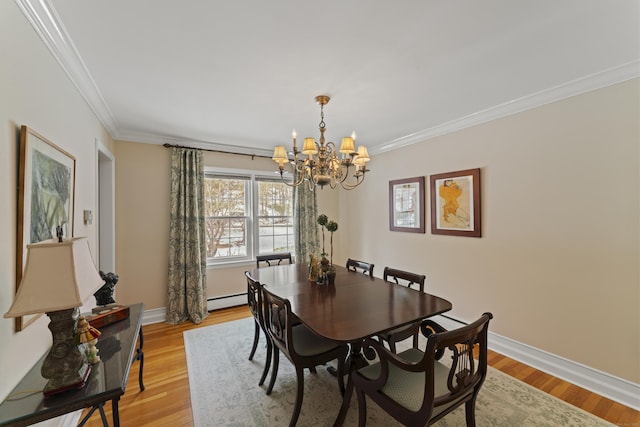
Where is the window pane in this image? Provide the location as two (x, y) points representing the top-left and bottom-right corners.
(257, 181), (294, 255)
(205, 176), (248, 259)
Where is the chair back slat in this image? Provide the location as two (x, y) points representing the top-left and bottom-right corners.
(426, 313), (492, 413)
(383, 267), (426, 292)
(245, 271), (263, 323)
(346, 258), (374, 276)
(261, 286), (293, 351)
(256, 252), (292, 268)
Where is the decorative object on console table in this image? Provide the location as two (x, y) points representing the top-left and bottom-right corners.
(94, 270), (119, 306)
(3, 237), (103, 397)
(86, 304), (130, 329)
(76, 316), (101, 364)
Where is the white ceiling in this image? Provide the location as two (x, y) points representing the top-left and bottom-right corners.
(23, 0), (639, 156)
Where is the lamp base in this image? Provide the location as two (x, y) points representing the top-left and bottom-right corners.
(41, 308), (92, 398)
(43, 362), (91, 398)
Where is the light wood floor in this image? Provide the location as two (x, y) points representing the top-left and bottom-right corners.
(81, 305), (639, 426)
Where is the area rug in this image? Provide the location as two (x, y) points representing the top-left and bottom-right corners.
(184, 318), (612, 426)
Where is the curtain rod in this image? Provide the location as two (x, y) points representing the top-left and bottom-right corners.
(162, 143), (272, 160)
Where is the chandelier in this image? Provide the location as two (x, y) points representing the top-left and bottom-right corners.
(272, 95), (370, 190)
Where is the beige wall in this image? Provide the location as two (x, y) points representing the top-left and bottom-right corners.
(338, 79), (639, 383)
(0, 2), (115, 400)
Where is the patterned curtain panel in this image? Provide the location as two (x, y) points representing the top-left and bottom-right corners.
(167, 147), (208, 325)
(293, 171), (320, 264)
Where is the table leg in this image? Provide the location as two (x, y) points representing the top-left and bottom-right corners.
(77, 403), (108, 427)
(135, 326), (145, 391)
(112, 398), (120, 427)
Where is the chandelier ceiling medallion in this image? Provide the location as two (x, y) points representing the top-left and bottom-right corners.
(272, 95), (370, 190)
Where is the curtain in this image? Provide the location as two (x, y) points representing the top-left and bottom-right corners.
(166, 147), (208, 325)
(293, 171), (320, 264)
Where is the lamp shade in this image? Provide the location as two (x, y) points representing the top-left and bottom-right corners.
(302, 138), (318, 155)
(272, 145), (287, 161)
(339, 136), (355, 154)
(4, 237), (103, 318)
(355, 146), (370, 162)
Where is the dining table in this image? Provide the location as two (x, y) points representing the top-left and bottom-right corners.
(248, 262), (453, 372)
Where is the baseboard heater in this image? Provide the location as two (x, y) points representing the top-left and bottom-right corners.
(207, 293), (246, 311)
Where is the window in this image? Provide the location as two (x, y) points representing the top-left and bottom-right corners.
(204, 169), (294, 265)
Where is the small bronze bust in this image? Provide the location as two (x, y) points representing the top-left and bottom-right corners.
(94, 271), (119, 306)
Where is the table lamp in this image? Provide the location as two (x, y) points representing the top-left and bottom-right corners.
(4, 237), (104, 397)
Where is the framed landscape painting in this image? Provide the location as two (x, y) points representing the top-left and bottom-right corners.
(15, 125), (76, 330)
(430, 168), (481, 237)
(389, 176), (425, 233)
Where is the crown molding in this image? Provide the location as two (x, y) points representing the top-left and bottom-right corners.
(19, 0), (638, 156)
(16, 0), (119, 136)
(373, 61), (640, 155)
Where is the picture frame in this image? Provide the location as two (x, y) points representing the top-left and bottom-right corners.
(15, 125), (76, 331)
(430, 168), (481, 237)
(389, 176), (425, 233)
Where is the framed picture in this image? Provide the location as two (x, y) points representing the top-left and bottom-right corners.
(430, 168), (481, 237)
(389, 176), (425, 233)
(15, 125), (76, 331)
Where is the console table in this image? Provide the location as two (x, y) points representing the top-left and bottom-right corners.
(0, 303), (145, 427)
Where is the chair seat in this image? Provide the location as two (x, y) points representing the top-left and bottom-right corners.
(358, 348), (470, 415)
(291, 324), (344, 357)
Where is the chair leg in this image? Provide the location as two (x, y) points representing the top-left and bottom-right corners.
(309, 366), (317, 374)
(259, 338), (272, 386)
(465, 397), (477, 427)
(389, 340), (396, 353)
(289, 366), (305, 427)
(249, 320), (260, 361)
(266, 348), (279, 395)
(412, 333), (419, 349)
(356, 387), (367, 427)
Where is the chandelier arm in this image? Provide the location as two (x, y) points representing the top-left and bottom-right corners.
(338, 176), (363, 190)
(278, 156), (307, 187)
(338, 169), (368, 190)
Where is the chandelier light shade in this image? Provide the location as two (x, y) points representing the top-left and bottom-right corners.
(272, 95), (371, 190)
(4, 237), (104, 397)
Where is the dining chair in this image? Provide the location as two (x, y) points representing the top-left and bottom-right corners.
(377, 267), (427, 352)
(335, 312), (493, 427)
(262, 286), (348, 427)
(245, 271), (272, 387)
(346, 258), (374, 276)
(256, 252), (293, 268)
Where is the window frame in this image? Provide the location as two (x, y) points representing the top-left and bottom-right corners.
(204, 167), (293, 267)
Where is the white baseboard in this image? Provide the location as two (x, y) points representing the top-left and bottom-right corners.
(207, 294), (246, 311)
(431, 315), (640, 411)
(139, 295), (246, 326)
(141, 306), (166, 325)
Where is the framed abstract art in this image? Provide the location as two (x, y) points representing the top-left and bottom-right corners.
(430, 168), (481, 237)
(15, 125), (76, 330)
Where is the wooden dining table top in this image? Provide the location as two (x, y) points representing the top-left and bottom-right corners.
(248, 263), (452, 343)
